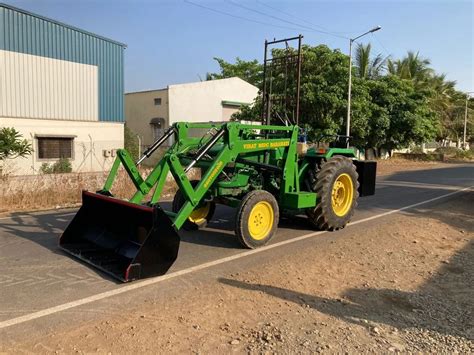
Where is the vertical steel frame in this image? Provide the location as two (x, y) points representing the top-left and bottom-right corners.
(261, 35), (303, 126)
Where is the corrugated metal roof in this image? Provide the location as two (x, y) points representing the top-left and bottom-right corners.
(0, 3), (125, 122)
(0, 2), (126, 47)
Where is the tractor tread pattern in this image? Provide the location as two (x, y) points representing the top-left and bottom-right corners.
(307, 156), (359, 231)
(235, 190), (279, 249)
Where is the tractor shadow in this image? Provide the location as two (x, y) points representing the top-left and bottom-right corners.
(219, 191), (474, 342)
(0, 209), (122, 283)
(0, 209), (76, 252)
(177, 210), (315, 249)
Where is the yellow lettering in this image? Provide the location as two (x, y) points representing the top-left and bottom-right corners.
(270, 140), (290, 148)
(243, 140), (290, 150)
(204, 161), (224, 188)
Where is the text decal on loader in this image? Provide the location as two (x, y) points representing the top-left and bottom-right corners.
(243, 140), (290, 150)
(204, 161), (224, 188)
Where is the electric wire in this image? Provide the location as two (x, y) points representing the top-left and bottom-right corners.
(184, 0), (348, 40)
(256, 0), (346, 34)
(184, 0), (308, 32)
(184, 0), (393, 69)
(226, 0), (348, 40)
(371, 32), (392, 58)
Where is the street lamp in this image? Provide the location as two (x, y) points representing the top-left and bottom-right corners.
(346, 26), (382, 147)
(463, 92), (473, 150)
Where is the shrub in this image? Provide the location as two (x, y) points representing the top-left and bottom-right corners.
(124, 124), (139, 161)
(40, 163), (53, 174)
(434, 146), (460, 155)
(40, 158), (72, 174)
(410, 146), (424, 154)
(434, 147), (474, 160)
(0, 127), (32, 161)
(453, 149), (474, 160)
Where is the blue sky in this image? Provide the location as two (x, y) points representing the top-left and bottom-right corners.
(5, 0), (473, 93)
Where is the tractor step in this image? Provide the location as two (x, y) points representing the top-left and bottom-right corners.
(281, 192), (317, 209)
(59, 191), (180, 282)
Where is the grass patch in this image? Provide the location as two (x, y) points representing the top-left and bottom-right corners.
(435, 147), (474, 160)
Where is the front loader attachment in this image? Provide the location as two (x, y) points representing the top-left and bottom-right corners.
(59, 191), (180, 282)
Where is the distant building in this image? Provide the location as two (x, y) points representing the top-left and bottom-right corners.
(0, 3), (125, 175)
(125, 77), (259, 162)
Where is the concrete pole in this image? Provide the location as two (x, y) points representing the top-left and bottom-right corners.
(346, 39), (353, 148)
(345, 26), (381, 148)
(463, 94), (469, 150)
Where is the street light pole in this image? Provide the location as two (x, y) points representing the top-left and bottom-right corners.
(346, 38), (354, 143)
(346, 26), (382, 147)
(463, 92), (473, 150)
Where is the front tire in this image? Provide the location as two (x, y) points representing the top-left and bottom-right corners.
(307, 156), (359, 230)
(235, 190), (279, 249)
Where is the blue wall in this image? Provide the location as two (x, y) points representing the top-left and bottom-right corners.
(0, 3), (125, 122)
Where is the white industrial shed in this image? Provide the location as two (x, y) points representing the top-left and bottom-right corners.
(125, 77), (259, 164)
(0, 3), (126, 175)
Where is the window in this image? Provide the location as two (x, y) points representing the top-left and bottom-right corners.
(37, 137), (74, 159)
(150, 117), (165, 140)
(150, 117), (173, 146)
(154, 98), (162, 106)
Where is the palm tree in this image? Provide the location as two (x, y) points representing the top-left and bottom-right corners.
(387, 51), (433, 82)
(387, 58), (402, 76)
(353, 43), (387, 79)
(429, 74), (456, 106)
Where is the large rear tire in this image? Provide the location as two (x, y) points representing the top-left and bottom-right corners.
(307, 156), (359, 230)
(235, 190), (279, 249)
(172, 180), (215, 230)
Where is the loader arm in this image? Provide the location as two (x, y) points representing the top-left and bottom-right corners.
(97, 122), (305, 229)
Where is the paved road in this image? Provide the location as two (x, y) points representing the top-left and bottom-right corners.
(0, 164), (472, 343)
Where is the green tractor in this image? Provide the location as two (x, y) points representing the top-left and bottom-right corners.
(59, 36), (376, 282)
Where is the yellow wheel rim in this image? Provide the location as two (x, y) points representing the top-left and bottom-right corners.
(188, 203), (211, 224)
(248, 201), (274, 240)
(331, 173), (354, 217)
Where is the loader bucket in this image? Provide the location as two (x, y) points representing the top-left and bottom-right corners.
(59, 191), (180, 282)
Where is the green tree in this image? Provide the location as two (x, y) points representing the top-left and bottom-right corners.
(215, 44), (444, 153)
(437, 92), (471, 146)
(366, 76), (438, 154)
(231, 98), (262, 122)
(233, 45), (353, 139)
(0, 127), (32, 161)
(207, 57), (263, 88)
(387, 51), (469, 145)
(427, 74), (458, 142)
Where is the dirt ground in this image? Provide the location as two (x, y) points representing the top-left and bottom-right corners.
(4, 189), (473, 353)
